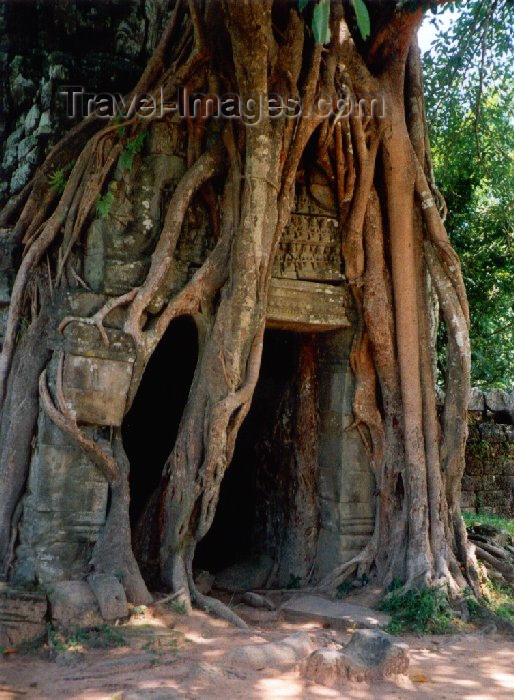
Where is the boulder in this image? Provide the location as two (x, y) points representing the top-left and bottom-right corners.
(49, 580), (102, 628)
(484, 389), (514, 422)
(88, 573), (128, 621)
(224, 632), (314, 671)
(341, 629), (409, 681)
(303, 630), (409, 685)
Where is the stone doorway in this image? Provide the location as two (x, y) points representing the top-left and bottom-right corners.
(122, 316), (198, 560)
(194, 329), (321, 590)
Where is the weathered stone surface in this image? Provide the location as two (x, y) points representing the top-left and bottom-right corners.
(274, 213), (343, 282)
(12, 412), (109, 585)
(0, 585), (47, 647)
(301, 648), (347, 687)
(49, 580), (102, 628)
(484, 389), (514, 420)
(194, 570), (215, 595)
(62, 323), (136, 362)
(281, 595), (390, 630)
(215, 555), (274, 592)
(266, 279), (352, 332)
(88, 574), (128, 621)
(469, 387), (485, 412)
(302, 630), (409, 685)
(340, 629), (409, 680)
(62, 353), (133, 426)
(224, 632), (314, 670)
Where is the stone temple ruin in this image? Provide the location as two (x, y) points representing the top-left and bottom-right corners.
(0, 119), (375, 621)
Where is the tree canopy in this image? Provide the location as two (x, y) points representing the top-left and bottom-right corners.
(423, 0), (514, 387)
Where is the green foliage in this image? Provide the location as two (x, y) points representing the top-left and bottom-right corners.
(351, 0), (370, 40)
(379, 587), (454, 634)
(336, 580), (353, 598)
(298, 0), (308, 12)
(49, 624), (126, 651)
(465, 580), (514, 624)
(96, 191), (114, 219)
(312, 0), (331, 45)
(462, 510), (514, 535)
(119, 130), (148, 171)
(165, 599), (188, 615)
(485, 578), (514, 622)
(423, 0), (514, 387)
(47, 168), (67, 195)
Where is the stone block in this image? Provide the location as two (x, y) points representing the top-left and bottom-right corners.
(88, 574), (128, 621)
(460, 491), (476, 509)
(0, 585), (47, 647)
(479, 423), (506, 443)
(49, 580), (102, 628)
(281, 595), (390, 630)
(63, 352), (133, 426)
(484, 389), (514, 420)
(29, 443), (108, 513)
(32, 542), (98, 584)
(302, 630), (409, 685)
(103, 259), (149, 295)
(63, 323), (136, 362)
(266, 279), (352, 332)
(469, 387), (485, 412)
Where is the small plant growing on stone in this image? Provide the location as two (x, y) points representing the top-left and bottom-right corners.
(48, 167), (67, 194)
(118, 131), (148, 171)
(96, 191), (114, 219)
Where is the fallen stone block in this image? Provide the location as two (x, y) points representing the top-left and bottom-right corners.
(0, 584), (47, 647)
(49, 580), (102, 628)
(224, 632), (314, 670)
(281, 594), (390, 629)
(88, 573), (128, 621)
(303, 630), (409, 685)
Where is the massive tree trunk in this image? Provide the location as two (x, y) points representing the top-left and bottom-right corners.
(0, 0), (479, 618)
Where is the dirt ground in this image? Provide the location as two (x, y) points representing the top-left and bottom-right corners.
(1, 592), (513, 700)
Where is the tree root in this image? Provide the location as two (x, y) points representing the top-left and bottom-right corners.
(59, 289), (138, 345)
(474, 545), (514, 583)
(39, 352), (119, 483)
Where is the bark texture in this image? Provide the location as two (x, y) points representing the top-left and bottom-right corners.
(0, 0), (480, 620)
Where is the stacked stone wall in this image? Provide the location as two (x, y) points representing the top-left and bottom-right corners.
(461, 389), (514, 518)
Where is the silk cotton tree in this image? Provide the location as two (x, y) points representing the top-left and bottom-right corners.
(0, 0), (482, 624)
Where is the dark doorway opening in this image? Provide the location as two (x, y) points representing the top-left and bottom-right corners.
(122, 316), (198, 529)
(194, 329), (304, 576)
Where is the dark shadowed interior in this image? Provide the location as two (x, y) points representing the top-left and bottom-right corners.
(122, 315), (198, 528)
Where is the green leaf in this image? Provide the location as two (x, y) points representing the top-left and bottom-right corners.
(351, 0), (370, 40)
(312, 0), (331, 45)
(298, 0), (308, 11)
(96, 191), (114, 219)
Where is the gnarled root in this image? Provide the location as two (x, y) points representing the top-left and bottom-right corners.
(58, 289), (138, 346)
(90, 434), (152, 605)
(39, 353), (119, 484)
